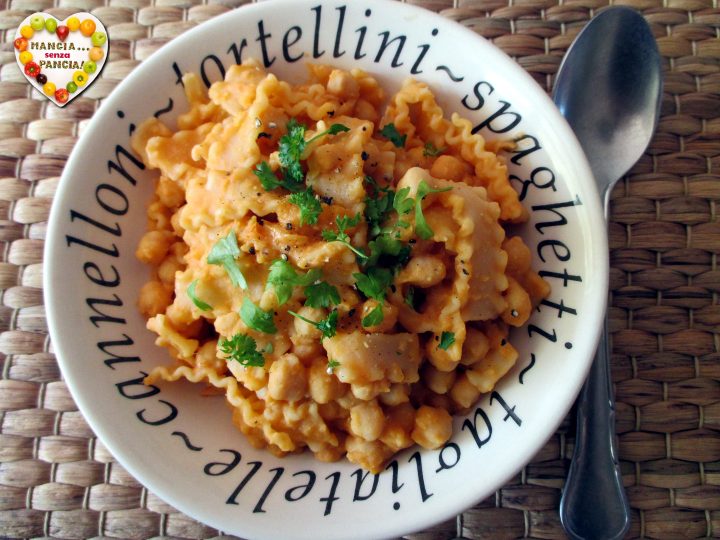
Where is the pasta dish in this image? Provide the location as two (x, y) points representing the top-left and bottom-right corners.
(131, 59), (549, 473)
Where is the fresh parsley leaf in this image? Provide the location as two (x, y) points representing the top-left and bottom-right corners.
(380, 123), (407, 148)
(277, 121), (350, 190)
(266, 259), (321, 305)
(304, 281), (341, 309)
(307, 123), (350, 145)
(439, 331), (456, 350)
(254, 161), (282, 190)
(288, 188), (322, 226)
(327, 124), (351, 136)
(363, 180), (412, 267)
(414, 180), (452, 240)
(321, 213), (368, 260)
(327, 359), (340, 372)
(361, 303), (384, 327)
(187, 279), (212, 311)
(316, 310), (339, 339)
(288, 309), (339, 339)
(353, 266), (393, 301)
(364, 189), (395, 238)
(393, 187), (413, 215)
(423, 141), (446, 157)
(367, 232), (410, 268)
(240, 297), (277, 334)
(208, 231), (247, 289)
(279, 119), (306, 184)
(219, 333), (265, 367)
(337, 212), (362, 231)
(253, 161), (304, 193)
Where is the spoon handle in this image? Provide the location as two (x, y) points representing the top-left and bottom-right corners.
(559, 317), (630, 540)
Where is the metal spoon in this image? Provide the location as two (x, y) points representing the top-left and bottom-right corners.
(552, 7), (662, 540)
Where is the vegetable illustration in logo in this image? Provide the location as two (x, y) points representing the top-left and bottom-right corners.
(13, 12), (109, 107)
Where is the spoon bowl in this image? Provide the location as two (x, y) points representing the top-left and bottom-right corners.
(554, 6), (663, 205)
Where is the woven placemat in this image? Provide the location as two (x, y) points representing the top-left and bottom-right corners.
(0, 0), (718, 538)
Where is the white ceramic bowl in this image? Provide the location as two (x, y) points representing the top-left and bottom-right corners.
(45, 1), (608, 538)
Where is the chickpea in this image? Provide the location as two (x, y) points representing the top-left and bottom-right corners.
(502, 277), (532, 327)
(450, 372), (481, 409)
(136, 230), (174, 265)
(397, 255), (446, 287)
(460, 327), (490, 366)
(138, 281), (172, 317)
(292, 306), (325, 340)
(268, 354), (307, 402)
(380, 403), (415, 451)
(378, 384), (410, 406)
(430, 154), (470, 182)
(290, 334), (324, 361)
(422, 364), (457, 395)
(157, 255), (183, 286)
(359, 299), (397, 333)
(308, 358), (346, 404)
(157, 176), (185, 208)
(411, 405), (452, 450)
(349, 400), (385, 441)
(345, 435), (394, 474)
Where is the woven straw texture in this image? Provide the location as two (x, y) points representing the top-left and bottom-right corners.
(0, 0), (718, 538)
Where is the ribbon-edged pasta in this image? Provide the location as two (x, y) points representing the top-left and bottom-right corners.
(133, 59), (550, 473)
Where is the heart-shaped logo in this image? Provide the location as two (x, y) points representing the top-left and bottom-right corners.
(14, 12), (108, 107)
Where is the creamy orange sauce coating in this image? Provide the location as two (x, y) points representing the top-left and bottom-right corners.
(133, 59), (549, 473)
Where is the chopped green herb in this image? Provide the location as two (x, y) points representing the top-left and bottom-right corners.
(353, 266), (394, 301)
(315, 310), (339, 339)
(393, 187), (414, 216)
(327, 359), (340, 372)
(304, 281), (341, 309)
(423, 141), (446, 157)
(288, 188), (322, 225)
(256, 121), (349, 194)
(254, 161), (283, 190)
(187, 279), (212, 311)
(240, 297), (277, 334)
(361, 303), (384, 327)
(207, 231), (247, 289)
(288, 309), (339, 339)
(367, 232), (410, 268)
(307, 123), (351, 144)
(278, 119), (307, 184)
(253, 161), (277, 189)
(414, 180), (452, 240)
(278, 121), (350, 187)
(321, 213), (368, 260)
(439, 331), (456, 351)
(362, 179), (413, 268)
(266, 259), (321, 305)
(380, 123), (407, 148)
(364, 189), (395, 237)
(253, 161), (304, 193)
(219, 333), (265, 367)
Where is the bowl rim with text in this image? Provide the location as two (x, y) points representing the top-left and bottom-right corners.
(44, 1), (608, 538)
